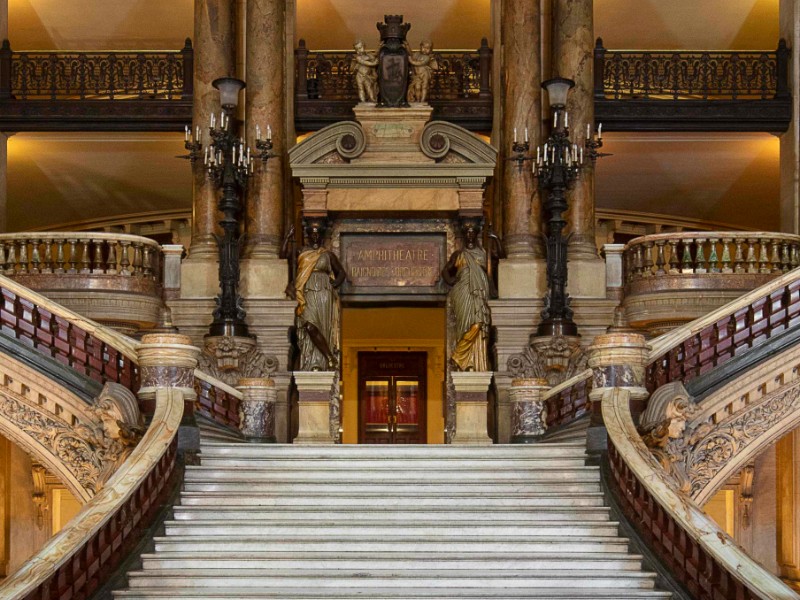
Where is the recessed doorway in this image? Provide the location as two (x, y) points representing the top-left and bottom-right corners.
(341, 307), (446, 444)
(358, 352), (427, 444)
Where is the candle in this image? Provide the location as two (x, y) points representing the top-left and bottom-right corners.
(586, 123), (591, 139)
(536, 147), (540, 163)
(580, 147), (584, 163)
(524, 127), (529, 143)
(598, 123), (603, 139)
(184, 125), (189, 141)
(256, 125), (261, 141)
(564, 112), (569, 128)
(204, 146), (209, 164)
(232, 146), (237, 165)
(553, 112), (558, 128)
(513, 128), (517, 144)
(211, 113), (216, 128)
(266, 125), (272, 141)
(196, 126), (200, 141)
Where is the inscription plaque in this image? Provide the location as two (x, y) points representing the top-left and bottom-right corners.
(340, 233), (445, 298)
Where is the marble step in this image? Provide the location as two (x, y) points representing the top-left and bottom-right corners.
(181, 481), (602, 494)
(124, 570), (658, 589)
(140, 552), (644, 571)
(177, 492), (608, 508)
(197, 456), (588, 468)
(197, 443), (588, 458)
(114, 588), (672, 599)
(183, 465), (600, 482)
(171, 506), (612, 522)
(162, 520), (621, 538)
(153, 537), (632, 554)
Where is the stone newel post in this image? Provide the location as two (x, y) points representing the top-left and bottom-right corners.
(587, 332), (649, 452)
(236, 377), (277, 443)
(137, 333), (202, 451)
(450, 372), (493, 445)
(294, 371), (337, 445)
(510, 378), (550, 443)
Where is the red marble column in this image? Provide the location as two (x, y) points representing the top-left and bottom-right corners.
(553, 0), (598, 258)
(501, 0), (544, 258)
(245, 0), (286, 257)
(189, 0), (236, 258)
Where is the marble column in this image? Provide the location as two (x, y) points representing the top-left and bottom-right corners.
(553, 0), (596, 258)
(501, 0), (543, 259)
(0, 133), (8, 233)
(238, 0), (289, 299)
(497, 0), (547, 299)
(780, 0), (800, 234)
(777, 428), (800, 586)
(188, 0), (236, 260)
(236, 377), (277, 443)
(0, 436), (9, 577)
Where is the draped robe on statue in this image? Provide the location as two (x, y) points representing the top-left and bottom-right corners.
(295, 248), (340, 371)
(449, 246), (491, 372)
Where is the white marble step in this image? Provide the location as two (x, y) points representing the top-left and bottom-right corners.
(183, 465), (600, 482)
(198, 456), (588, 468)
(140, 552), (644, 571)
(163, 520), (620, 537)
(182, 481), (602, 494)
(152, 536), (633, 554)
(177, 492), (608, 507)
(198, 443), (588, 458)
(171, 506), (612, 522)
(115, 589), (672, 599)
(125, 570), (658, 589)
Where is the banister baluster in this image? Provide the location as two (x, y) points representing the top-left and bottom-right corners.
(67, 238), (78, 273)
(681, 239), (694, 273)
(92, 239), (105, 273)
(781, 242), (791, 273)
(142, 245), (153, 277)
(770, 239), (782, 273)
(29, 238), (41, 274)
(720, 238), (732, 273)
(668, 239), (680, 274)
(55, 240), (66, 273)
(733, 238), (745, 273)
(634, 244), (644, 279)
(758, 239), (770, 273)
(119, 241), (131, 276)
(18, 240), (28, 274)
(4, 241), (14, 275)
(42, 239), (53, 274)
(132, 242), (143, 276)
(79, 239), (91, 274)
(106, 240), (118, 275)
(745, 239), (758, 273)
(694, 238), (707, 273)
(654, 240), (666, 275)
(707, 237), (720, 273)
(642, 241), (654, 276)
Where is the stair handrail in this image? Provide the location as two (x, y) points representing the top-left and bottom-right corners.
(540, 368), (593, 430)
(603, 386), (798, 599)
(646, 266), (800, 392)
(0, 387), (185, 600)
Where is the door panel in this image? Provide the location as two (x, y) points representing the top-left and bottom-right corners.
(358, 353), (427, 444)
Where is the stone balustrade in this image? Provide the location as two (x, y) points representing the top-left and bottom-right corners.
(621, 232), (800, 335)
(0, 232), (165, 333)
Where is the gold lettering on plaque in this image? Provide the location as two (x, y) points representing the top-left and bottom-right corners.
(342, 235), (443, 289)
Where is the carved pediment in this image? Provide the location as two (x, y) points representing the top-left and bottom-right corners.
(289, 121), (367, 166)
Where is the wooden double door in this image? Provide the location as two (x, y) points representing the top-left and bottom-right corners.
(358, 352), (427, 444)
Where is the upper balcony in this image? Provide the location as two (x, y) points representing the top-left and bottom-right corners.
(0, 37), (790, 134)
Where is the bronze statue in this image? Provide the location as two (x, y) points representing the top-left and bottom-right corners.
(442, 221), (492, 372)
(407, 41), (438, 103)
(286, 221), (345, 371)
(351, 40), (379, 103)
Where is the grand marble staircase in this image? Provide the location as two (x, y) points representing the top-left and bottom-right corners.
(113, 443), (671, 600)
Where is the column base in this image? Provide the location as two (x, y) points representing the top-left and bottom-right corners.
(450, 371), (493, 446)
(240, 257), (289, 299)
(566, 256), (607, 299)
(498, 258), (547, 299)
(294, 371), (337, 445)
(180, 255), (219, 298)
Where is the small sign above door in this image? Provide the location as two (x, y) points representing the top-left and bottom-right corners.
(340, 233), (446, 299)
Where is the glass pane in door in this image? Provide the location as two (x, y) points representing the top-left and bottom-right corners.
(395, 380), (419, 425)
(364, 380), (390, 425)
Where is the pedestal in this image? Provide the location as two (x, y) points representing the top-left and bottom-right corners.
(587, 332), (650, 453)
(510, 378), (550, 443)
(236, 378), (277, 443)
(239, 258), (288, 299)
(498, 257), (547, 299)
(450, 371), (493, 445)
(565, 257), (607, 299)
(294, 371), (337, 445)
(352, 104), (434, 164)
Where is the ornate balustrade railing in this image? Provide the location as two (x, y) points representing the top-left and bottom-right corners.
(0, 39), (193, 131)
(594, 39), (792, 131)
(595, 40), (789, 101)
(294, 39), (493, 131)
(3, 42), (192, 100)
(622, 232), (800, 335)
(644, 267), (800, 393)
(541, 369), (593, 431)
(194, 368), (242, 430)
(623, 232), (800, 283)
(604, 388), (794, 600)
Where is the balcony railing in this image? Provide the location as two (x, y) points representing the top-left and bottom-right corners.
(0, 39), (193, 131)
(594, 39), (792, 131)
(294, 39), (493, 131)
